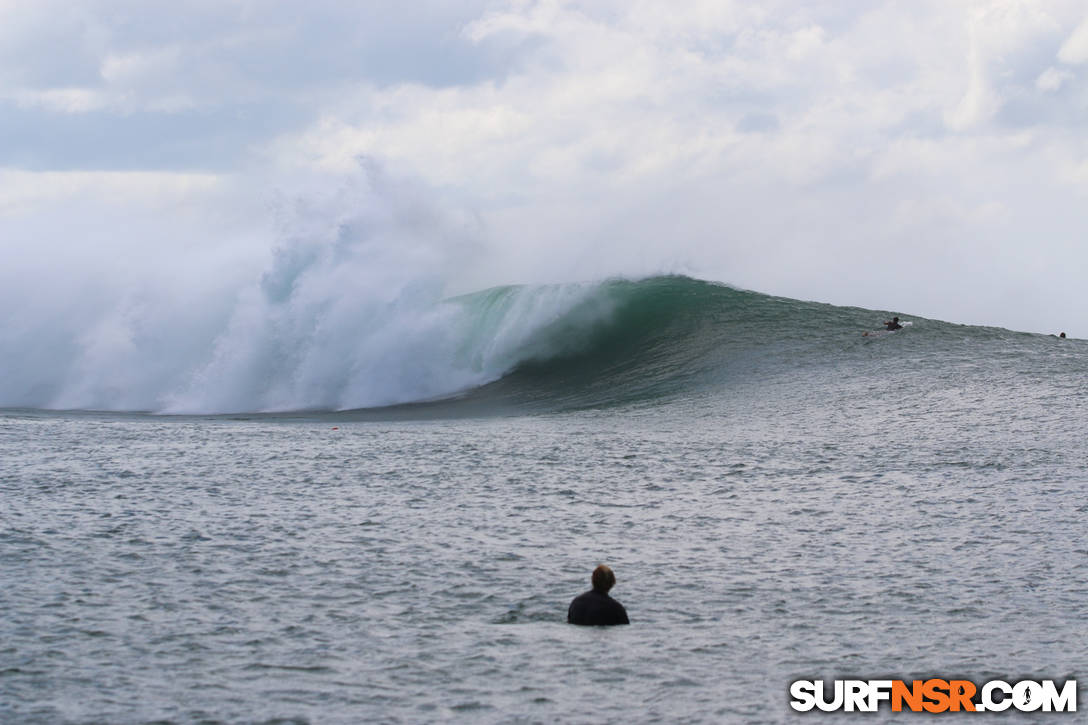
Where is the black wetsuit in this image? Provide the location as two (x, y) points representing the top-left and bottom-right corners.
(567, 589), (629, 626)
(885, 321), (902, 331)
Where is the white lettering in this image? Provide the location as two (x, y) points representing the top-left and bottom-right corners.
(981, 680), (1012, 712)
(815, 680), (844, 712)
(844, 680), (868, 712)
(1014, 680), (1043, 711)
(789, 681), (816, 712)
(1040, 680), (1077, 712)
(867, 680), (893, 711)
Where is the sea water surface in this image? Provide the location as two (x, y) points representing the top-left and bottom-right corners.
(3, 277), (1087, 723)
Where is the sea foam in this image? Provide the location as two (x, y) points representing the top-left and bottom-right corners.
(1, 167), (613, 414)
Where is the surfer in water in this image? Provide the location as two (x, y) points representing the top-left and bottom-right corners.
(568, 565), (629, 626)
(884, 316), (903, 331)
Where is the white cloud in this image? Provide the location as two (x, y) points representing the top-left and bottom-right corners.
(6, 87), (109, 113)
(100, 47), (182, 85)
(0, 169), (227, 224)
(1035, 66), (1073, 91)
(2, 0), (1087, 337)
(1058, 16), (1088, 64)
(944, 17), (1000, 131)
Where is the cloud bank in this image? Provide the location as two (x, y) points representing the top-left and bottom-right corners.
(2, 0), (1087, 349)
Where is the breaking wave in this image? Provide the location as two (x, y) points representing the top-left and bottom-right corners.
(1, 169), (1060, 417)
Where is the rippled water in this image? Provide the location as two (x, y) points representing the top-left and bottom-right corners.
(3, 343), (1088, 723)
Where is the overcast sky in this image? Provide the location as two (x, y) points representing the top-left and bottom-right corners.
(3, 0), (1087, 336)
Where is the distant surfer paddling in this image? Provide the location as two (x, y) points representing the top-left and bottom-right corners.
(567, 565), (629, 626)
(862, 316), (904, 337)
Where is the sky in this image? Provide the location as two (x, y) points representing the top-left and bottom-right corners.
(2, 0), (1087, 338)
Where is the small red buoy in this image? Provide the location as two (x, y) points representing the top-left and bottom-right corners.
(331, 427), (339, 430)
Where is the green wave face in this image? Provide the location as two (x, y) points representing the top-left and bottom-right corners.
(480, 276), (757, 409)
(348, 276), (890, 416)
(351, 274), (1058, 419)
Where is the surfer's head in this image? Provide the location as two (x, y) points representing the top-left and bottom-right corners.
(893, 317), (899, 322)
(591, 565), (616, 593)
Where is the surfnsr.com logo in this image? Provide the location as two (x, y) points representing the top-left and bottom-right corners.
(789, 679), (1076, 713)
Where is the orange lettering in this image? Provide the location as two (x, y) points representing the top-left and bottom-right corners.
(922, 679), (951, 713)
(949, 680), (977, 711)
(892, 680), (924, 712)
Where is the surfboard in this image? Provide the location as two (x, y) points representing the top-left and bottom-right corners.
(863, 321), (912, 337)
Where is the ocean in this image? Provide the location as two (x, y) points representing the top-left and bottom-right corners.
(2, 276), (1086, 723)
